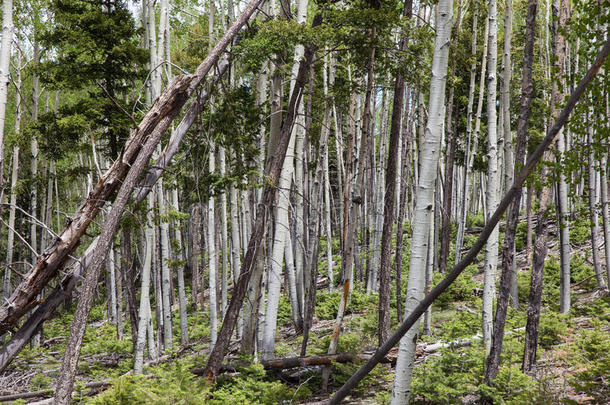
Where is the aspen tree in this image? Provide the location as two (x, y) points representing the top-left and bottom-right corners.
(0, 0), (13, 205)
(523, 0), (572, 374)
(3, 49), (21, 300)
(482, 0), (500, 355)
(379, 0), (413, 344)
(486, 0), (538, 383)
(456, 8), (488, 263)
(391, 0), (453, 401)
(134, 193), (156, 375)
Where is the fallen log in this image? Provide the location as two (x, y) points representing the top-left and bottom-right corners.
(0, 380), (108, 403)
(191, 353), (395, 376)
(0, 374), (158, 403)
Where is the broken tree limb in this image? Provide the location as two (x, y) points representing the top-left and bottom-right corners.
(0, 0), (265, 336)
(329, 36), (610, 405)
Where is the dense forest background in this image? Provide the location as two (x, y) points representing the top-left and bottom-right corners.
(0, 0), (609, 403)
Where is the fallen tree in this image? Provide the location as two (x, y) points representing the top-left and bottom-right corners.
(0, 53), (231, 374)
(0, 0), (263, 337)
(52, 1), (267, 402)
(329, 35), (610, 405)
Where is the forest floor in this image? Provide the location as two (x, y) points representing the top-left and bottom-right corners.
(1, 218), (609, 404)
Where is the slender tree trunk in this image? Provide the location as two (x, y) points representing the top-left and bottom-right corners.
(172, 187), (189, 344)
(587, 123), (607, 289)
(439, 1), (462, 274)
(378, 0), (413, 345)
(326, 32), (376, 388)
(482, 0), (500, 356)
(121, 229), (139, 346)
(204, 17), (320, 376)
(0, 0), (13, 207)
(3, 50), (21, 301)
(395, 89), (413, 323)
(485, 0), (537, 384)
(135, 196), (156, 375)
(555, 0), (571, 314)
(390, 0), (453, 401)
(455, 2), (480, 263)
(190, 205), (201, 312)
(208, 146), (218, 349)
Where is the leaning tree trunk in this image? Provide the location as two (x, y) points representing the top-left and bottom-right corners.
(390, 0), (453, 402)
(522, 0), (571, 376)
(330, 35), (610, 405)
(0, 0), (264, 335)
(203, 15), (321, 377)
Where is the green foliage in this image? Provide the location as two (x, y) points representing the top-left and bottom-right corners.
(330, 362), (392, 399)
(314, 288), (377, 320)
(90, 360), (209, 404)
(319, 332), (362, 354)
(211, 362), (310, 404)
(538, 312), (569, 349)
(434, 265), (480, 310)
(479, 366), (539, 405)
(38, 0), (147, 158)
(466, 213), (485, 228)
(515, 220), (530, 252)
(411, 346), (483, 404)
(568, 323), (610, 404)
(413, 345), (540, 405)
(276, 295), (293, 327)
(542, 257), (561, 310)
(462, 234), (477, 251)
(436, 310), (480, 341)
(570, 254), (596, 289)
(569, 213), (591, 246)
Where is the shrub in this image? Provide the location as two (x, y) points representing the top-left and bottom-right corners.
(466, 213), (485, 228)
(569, 323), (610, 404)
(569, 215), (591, 246)
(570, 254), (595, 289)
(538, 312), (569, 349)
(515, 221), (530, 252)
(434, 265), (480, 310)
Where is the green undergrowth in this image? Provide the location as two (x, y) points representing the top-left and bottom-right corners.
(89, 359), (310, 405)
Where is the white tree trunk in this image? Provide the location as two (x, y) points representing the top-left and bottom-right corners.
(208, 145), (218, 349)
(0, 0), (13, 201)
(482, 0), (500, 356)
(3, 50), (20, 299)
(219, 147), (229, 316)
(391, 0), (453, 401)
(134, 194), (157, 375)
(171, 187), (189, 344)
(455, 3), (480, 262)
